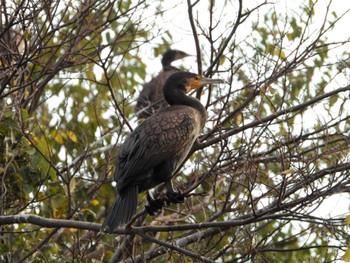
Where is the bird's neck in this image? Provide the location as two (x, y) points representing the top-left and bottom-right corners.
(166, 90), (207, 125)
(161, 58), (172, 68)
(163, 65), (177, 71)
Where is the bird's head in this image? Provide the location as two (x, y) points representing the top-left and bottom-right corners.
(163, 72), (224, 105)
(173, 72), (224, 93)
(161, 50), (190, 67)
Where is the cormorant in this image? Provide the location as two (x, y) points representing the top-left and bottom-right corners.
(101, 72), (223, 233)
(135, 50), (190, 118)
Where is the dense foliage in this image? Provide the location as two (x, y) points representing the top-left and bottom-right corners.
(1, 0), (350, 262)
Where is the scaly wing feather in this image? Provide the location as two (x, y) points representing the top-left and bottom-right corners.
(115, 106), (201, 191)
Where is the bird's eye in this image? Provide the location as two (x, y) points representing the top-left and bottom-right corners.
(195, 76), (200, 80)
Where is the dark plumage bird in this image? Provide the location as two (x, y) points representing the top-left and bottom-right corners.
(135, 50), (190, 118)
(102, 72), (223, 233)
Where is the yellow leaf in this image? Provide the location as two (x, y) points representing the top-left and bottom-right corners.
(281, 169), (294, 175)
(266, 44), (286, 61)
(68, 228), (78, 233)
(345, 215), (350, 226)
(37, 136), (52, 156)
(69, 177), (76, 194)
(66, 130), (78, 142)
(51, 195), (66, 210)
(54, 134), (64, 144)
(32, 136), (39, 145)
(92, 199), (100, 206)
(342, 249), (350, 262)
(219, 55), (226, 65)
(235, 111), (243, 126)
(272, 49), (286, 60)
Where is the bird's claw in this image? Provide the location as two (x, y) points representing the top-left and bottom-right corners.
(145, 191), (185, 215)
(145, 193), (164, 215)
(165, 191), (184, 205)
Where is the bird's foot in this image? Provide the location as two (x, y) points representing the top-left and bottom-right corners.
(145, 191), (185, 215)
(165, 191), (184, 205)
(145, 193), (164, 215)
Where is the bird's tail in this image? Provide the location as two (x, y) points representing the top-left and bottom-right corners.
(101, 185), (138, 233)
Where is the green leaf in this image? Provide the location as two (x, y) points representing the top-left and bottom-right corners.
(0, 243), (9, 254)
(21, 108), (29, 122)
(288, 17), (302, 40)
(329, 95), (338, 107)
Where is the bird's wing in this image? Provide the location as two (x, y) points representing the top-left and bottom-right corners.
(115, 107), (200, 186)
(135, 81), (153, 112)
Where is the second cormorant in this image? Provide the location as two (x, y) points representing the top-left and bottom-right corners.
(135, 49), (190, 118)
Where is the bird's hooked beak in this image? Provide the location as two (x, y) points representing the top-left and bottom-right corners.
(175, 51), (191, 60)
(190, 76), (225, 90)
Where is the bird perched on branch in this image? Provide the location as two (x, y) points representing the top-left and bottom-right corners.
(135, 49), (190, 118)
(102, 72), (223, 233)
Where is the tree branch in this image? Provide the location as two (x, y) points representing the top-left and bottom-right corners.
(198, 84), (350, 150)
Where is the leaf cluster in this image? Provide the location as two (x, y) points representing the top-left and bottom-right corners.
(1, 0), (350, 262)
